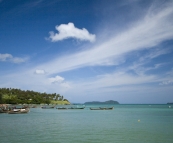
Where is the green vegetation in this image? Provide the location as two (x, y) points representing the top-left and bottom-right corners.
(0, 88), (70, 105)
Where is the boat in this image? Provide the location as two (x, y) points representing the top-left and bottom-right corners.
(41, 106), (55, 109)
(90, 108), (102, 110)
(56, 107), (67, 110)
(8, 108), (30, 114)
(0, 109), (9, 113)
(90, 107), (114, 110)
(0, 104), (9, 113)
(68, 107), (85, 109)
(99, 107), (114, 110)
(31, 105), (37, 108)
(56, 106), (85, 110)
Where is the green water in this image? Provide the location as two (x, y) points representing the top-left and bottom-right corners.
(0, 104), (173, 143)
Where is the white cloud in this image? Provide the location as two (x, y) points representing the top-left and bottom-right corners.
(0, 53), (12, 61)
(0, 53), (28, 63)
(48, 75), (71, 88)
(60, 82), (71, 88)
(49, 75), (64, 83)
(35, 69), (46, 74)
(48, 22), (96, 42)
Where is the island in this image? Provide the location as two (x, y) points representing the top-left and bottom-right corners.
(84, 100), (119, 104)
(167, 102), (173, 104)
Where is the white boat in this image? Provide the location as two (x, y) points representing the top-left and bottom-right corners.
(8, 108), (30, 114)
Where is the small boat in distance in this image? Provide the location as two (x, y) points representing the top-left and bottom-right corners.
(57, 106), (85, 110)
(99, 107), (114, 110)
(68, 107), (85, 109)
(90, 108), (102, 110)
(31, 105), (37, 108)
(90, 107), (114, 110)
(56, 107), (67, 110)
(41, 106), (55, 109)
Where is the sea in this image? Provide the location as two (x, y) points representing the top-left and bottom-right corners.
(0, 104), (173, 143)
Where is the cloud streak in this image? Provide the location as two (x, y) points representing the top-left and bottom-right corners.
(0, 53), (28, 63)
(38, 3), (173, 75)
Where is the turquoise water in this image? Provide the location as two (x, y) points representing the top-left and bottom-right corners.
(0, 104), (173, 143)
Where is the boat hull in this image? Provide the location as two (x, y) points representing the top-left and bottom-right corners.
(8, 109), (30, 114)
(57, 107), (67, 110)
(41, 106), (55, 109)
(90, 107), (114, 110)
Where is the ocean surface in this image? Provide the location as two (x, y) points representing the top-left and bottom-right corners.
(0, 104), (173, 143)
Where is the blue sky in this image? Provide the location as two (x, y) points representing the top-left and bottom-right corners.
(0, 0), (173, 104)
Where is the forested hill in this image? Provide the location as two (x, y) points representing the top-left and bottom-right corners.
(0, 88), (69, 104)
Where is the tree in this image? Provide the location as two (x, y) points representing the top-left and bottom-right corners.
(0, 88), (69, 104)
(0, 93), (3, 104)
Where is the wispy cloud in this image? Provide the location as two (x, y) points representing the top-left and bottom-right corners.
(127, 48), (171, 76)
(159, 80), (173, 85)
(48, 22), (96, 42)
(0, 53), (28, 63)
(37, 3), (173, 75)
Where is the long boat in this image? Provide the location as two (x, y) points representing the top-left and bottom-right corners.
(8, 108), (30, 114)
(90, 107), (114, 110)
(56, 107), (85, 110)
(99, 107), (114, 110)
(56, 107), (67, 110)
(41, 106), (55, 109)
(68, 107), (85, 109)
(90, 108), (102, 110)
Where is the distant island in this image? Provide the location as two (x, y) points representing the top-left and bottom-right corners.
(84, 100), (119, 104)
(167, 102), (173, 104)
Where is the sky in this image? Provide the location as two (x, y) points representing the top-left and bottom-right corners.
(0, 0), (173, 104)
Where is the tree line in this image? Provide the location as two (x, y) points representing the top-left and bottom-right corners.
(0, 88), (68, 104)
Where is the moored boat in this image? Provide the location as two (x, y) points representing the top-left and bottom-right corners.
(0, 104), (9, 113)
(56, 107), (67, 110)
(90, 107), (114, 110)
(90, 108), (102, 110)
(31, 105), (37, 108)
(41, 106), (55, 109)
(68, 107), (85, 109)
(0, 109), (9, 113)
(8, 108), (30, 114)
(99, 107), (114, 110)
